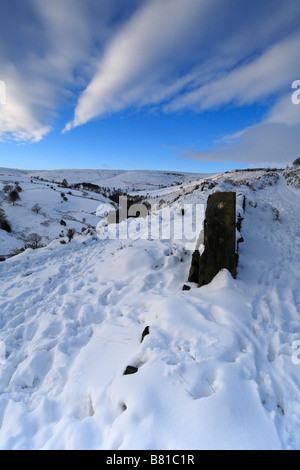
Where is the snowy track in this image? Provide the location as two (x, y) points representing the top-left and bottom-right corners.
(240, 181), (300, 449)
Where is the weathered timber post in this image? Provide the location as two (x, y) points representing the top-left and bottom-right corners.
(188, 192), (236, 287)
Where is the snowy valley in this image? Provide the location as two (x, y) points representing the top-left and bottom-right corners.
(0, 165), (299, 450)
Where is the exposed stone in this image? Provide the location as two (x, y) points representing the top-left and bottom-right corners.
(189, 192), (237, 287)
(237, 236), (244, 246)
(188, 249), (200, 283)
(123, 365), (138, 375)
(182, 284), (191, 291)
(141, 326), (150, 343)
(236, 213), (244, 232)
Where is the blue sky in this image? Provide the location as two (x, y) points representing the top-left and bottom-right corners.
(0, 0), (300, 173)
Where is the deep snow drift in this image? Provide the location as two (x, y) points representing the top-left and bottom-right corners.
(0, 167), (299, 450)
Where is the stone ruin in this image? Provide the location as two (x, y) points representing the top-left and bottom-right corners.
(188, 192), (237, 287)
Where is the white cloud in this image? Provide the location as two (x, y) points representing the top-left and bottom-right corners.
(178, 119), (300, 166)
(65, 1), (300, 132)
(166, 33), (300, 112)
(66, 0), (211, 130)
(0, 67), (52, 143)
(267, 93), (300, 125)
(0, 0), (130, 143)
(176, 79), (300, 166)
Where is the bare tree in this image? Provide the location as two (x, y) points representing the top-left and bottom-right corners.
(7, 189), (20, 205)
(26, 233), (43, 249)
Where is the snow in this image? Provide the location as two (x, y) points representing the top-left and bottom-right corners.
(25, 168), (209, 192)
(0, 167), (207, 256)
(0, 167), (299, 449)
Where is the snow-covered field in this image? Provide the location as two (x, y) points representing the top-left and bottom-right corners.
(0, 167), (207, 256)
(0, 166), (299, 449)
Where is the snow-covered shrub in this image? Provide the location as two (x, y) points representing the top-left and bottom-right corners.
(272, 207), (280, 221)
(67, 228), (75, 242)
(283, 165), (300, 188)
(11, 246), (26, 256)
(0, 208), (11, 232)
(31, 203), (41, 214)
(26, 233), (43, 249)
(3, 184), (13, 194)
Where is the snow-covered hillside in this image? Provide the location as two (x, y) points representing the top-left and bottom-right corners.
(26, 168), (207, 192)
(0, 167), (208, 257)
(0, 166), (299, 449)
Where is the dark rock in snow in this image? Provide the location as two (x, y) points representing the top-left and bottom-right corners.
(141, 326), (150, 343)
(182, 284), (191, 291)
(123, 365), (138, 375)
(188, 250), (200, 284)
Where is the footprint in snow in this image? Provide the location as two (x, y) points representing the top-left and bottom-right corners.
(186, 374), (219, 400)
(98, 287), (112, 306)
(71, 394), (95, 421)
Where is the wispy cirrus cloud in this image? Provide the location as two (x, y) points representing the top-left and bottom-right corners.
(179, 121), (300, 167)
(64, 0), (212, 131)
(0, 0), (139, 142)
(165, 33), (300, 113)
(65, 0), (300, 133)
(172, 30), (300, 167)
(178, 89), (300, 166)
